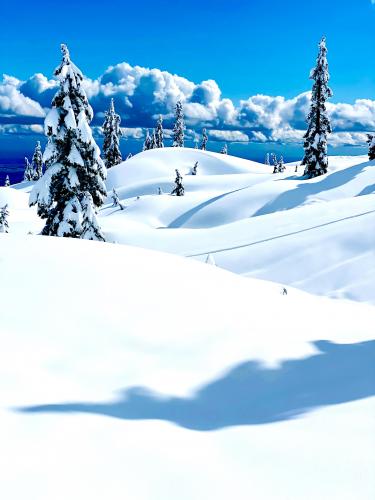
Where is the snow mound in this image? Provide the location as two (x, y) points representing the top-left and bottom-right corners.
(0, 186), (30, 209)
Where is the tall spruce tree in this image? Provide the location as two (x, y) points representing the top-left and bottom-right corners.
(172, 101), (185, 147)
(155, 115), (164, 148)
(102, 98), (123, 168)
(367, 134), (375, 160)
(29, 44), (107, 240)
(24, 157), (34, 182)
(32, 141), (43, 180)
(302, 37), (333, 178)
(0, 204), (9, 233)
(200, 128), (208, 150)
(143, 129), (152, 151)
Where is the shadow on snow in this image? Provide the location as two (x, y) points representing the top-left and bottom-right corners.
(18, 340), (375, 431)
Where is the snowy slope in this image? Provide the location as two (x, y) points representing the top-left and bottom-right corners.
(0, 235), (374, 500)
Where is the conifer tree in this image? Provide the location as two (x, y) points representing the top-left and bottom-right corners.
(278, 155), (285, 172)
(221, 143), (228, 154)
(32, 141), (43, 180)
(102, 98), (123, 168)
(265, 153), (270, 166)
(194, 137), (199, 149)
(150, 130), (157, 149)
(111, 187), (124, 209)
(191, 161), (198, 175)
(4, 175), (10, 187)
(158, 186), (163, 195)
(367, 134), (375, 160)
(23, 157), (34, 182)
(29, 44), (107, 240)
(155, 115), (164, 148)
(200, 128), (208, 150)
(302, 37), (333, 178)
(126, 153), (133, 160)
(143, 129), (151, 151)
(172, 101), (185, 147)
(171, 169), (184, 196)
(0, 204), (9, 233)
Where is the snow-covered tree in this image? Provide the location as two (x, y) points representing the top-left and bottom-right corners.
(221, 143), (228, 155)
(194, 137), (199, 149)
(111, 187), (124, 210)
(265, 153), (270, 166)
(29, 44), (107, 240)
(102, 98), (122, 169)
(158, 187), (163, 195)
(150, 130), (157, 149)
(367, 134), (375, 160)
(205, 253), (216, 265)
(0, 204), (9, 233)
(301, 37), (333, 178)
(171, 169), (184, 196)
(155, 115), (164, 148)
(172, 101), (185, 147)
(23, 157), (34, 181)
(4, 175), (10, 187)
(126, 152), (133, 160)
(191, 161), (198, 175)
(143, 129), (152, 151)
(32, 141), (43, 180)
(278, 155), (285, 172)
(200, 128), (208, 150)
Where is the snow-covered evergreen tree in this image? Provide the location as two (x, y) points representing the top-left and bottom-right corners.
(32, 141), (43, 180)
(367, 134), (375, 160)
(172, 101), (185, 147)
(158, 187), (163, 195)
(171, 169), (184, 196)
(200, 128), (208, 150)
(102, 98), (123, 169)
(4, 175), (10, 187)
(301, 37), (333, 178)
(221, 143), (228, 155)
(29, 44), (107, 240)
(23, 157), (34, 182)
(265, 153), (270, 166)
(111, 187), (124, 209)
(191, 161), (198, 175)
(143, 129), (151, 151)
(150, 130), (157, 149)
(278, 155), (285, 172)
(126, 152), (133, 160)
(194, 137), (199, 149)
(155, 115), (164, 148)
(0, 204), (9, 233)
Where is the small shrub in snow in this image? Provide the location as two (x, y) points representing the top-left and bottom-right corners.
(302, 37), (332, 178)
(102, 98), (123, 169)
(171, 169), (184, 196)
(0, 204), (9, 233)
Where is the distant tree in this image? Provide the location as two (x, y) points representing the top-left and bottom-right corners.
(194, 137), (199, 149)
(102, 98), (123, 169)
(32, 141), (44, 180)
(278, 155), (285, 172)
(272, 154), (278, 174)
(126, 152), (133, 160)
(200, 128), (208, 150)
(172, 100), (185, 147)
(150, 130), (157, 149)
(367, 134), (375, 161)
(0, 204), (9, 233)
(205, 253), (216, 265)
(191, 161), (198, 175)
(29, 44), (107, 240)
(158, 186), (163, 195)
(155, 115), (164, 148)
(23, 157), (34, 182)
(143, 129), (152, 151)
(4, 175), (10, 187)
(221, 143), (228, 155)
(111, 187), (124, 210)
(301, 37), (333, 178)
(295, 164), (299, 173)
(265, 153), (270, 166)
(171, 169), (184, 196)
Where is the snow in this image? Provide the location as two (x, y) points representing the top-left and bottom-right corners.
(0, 234), (374, 499)
(3, 147), (375, 499)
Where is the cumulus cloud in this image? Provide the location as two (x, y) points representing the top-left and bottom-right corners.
(1, 60), (375, 149)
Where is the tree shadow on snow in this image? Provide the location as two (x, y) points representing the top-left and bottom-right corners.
(18, 340), (375, 431)
(254, 162), (371, 217)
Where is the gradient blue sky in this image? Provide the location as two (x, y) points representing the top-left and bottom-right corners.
(1, 0), (374, 103)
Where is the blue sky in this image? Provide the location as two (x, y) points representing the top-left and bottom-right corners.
(0, 0), (374, 161)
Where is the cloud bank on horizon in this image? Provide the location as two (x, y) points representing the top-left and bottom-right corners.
(0, 61), (374, 148)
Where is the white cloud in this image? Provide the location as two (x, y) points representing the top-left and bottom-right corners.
(2, 59), (375, 148)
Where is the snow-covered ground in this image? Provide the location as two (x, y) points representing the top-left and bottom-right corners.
(2, 148), (375, 499)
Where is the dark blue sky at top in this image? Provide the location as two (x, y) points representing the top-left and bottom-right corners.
(1, 0), (374, 103)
